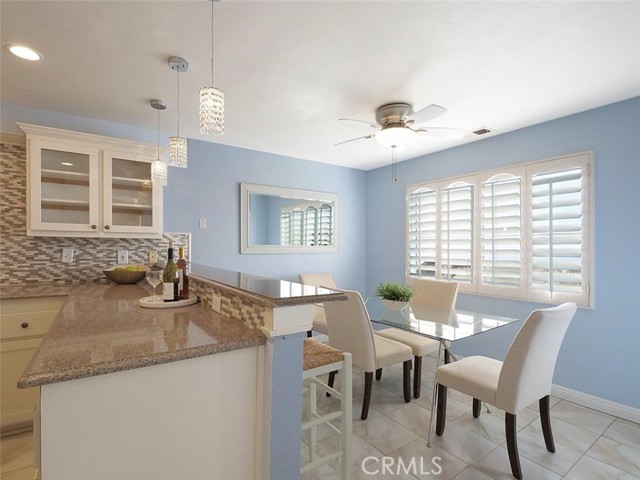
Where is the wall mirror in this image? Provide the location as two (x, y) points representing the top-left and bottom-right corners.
(240, 183), (339, 254)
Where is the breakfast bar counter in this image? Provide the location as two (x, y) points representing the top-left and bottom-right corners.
(11, 265), (344, 480)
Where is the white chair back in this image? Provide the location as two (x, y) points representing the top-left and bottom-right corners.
(497, 302), (577, 413)
(411, 278), (459, 310)
(299, 273), (337, 327)
(323, 289), (377, 373)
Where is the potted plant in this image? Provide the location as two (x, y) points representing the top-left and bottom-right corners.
(375, 282), (414, 311)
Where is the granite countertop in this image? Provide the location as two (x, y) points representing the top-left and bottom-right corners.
(1, 283), (76, 299)
(17, 282), (266, 388)
(190, 264), (344, 307)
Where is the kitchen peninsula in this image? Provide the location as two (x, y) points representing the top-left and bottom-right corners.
(15, 265), (344, 480)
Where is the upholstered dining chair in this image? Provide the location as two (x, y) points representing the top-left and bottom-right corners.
(376, 278), (460, 398)
(299, 272), (338, 336)
(323, 289), (413, 420)
(434, 302), (577, 479)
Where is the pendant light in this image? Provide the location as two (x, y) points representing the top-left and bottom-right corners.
(150, 99), (168, 186)
(168, 56), (188, 168)
(199, 0), (224, 136)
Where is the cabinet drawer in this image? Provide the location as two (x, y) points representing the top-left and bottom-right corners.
(1, 311), (58, 340)
(0, 297), (65, 341)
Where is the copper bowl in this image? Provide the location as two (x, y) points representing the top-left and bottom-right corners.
(103, 265), (149, 284)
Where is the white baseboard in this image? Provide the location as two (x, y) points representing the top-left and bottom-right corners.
(551, 384), (640, 424)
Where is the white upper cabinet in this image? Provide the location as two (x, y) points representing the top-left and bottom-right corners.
(20, 123), (163, 238)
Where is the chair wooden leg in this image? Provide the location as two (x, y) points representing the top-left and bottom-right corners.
(473, 398), (481, 418)
(361, 372), (373, 420)
(413, 355), (422, 399)
(540, 395), (556, 453)
(306, 330), (312, 338)
(375, 368), (382, 381)
(402, 360), (411, 403)
(435, 383), (447, 436)
(505, 413), (522, 480)
(444, 348), (451, 364)
(326, 370), (337, 397)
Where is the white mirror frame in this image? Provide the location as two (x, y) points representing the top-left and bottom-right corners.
(240, 183), (339, 254)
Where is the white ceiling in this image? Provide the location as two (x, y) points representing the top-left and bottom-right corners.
(2, 1), (639, 170)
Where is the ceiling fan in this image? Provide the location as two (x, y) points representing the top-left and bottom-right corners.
(336, 102), (466, 149)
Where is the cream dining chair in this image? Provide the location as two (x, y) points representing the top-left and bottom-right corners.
(376, 278), (459, 398)
(323, 289), (413, 420)
(434, 302), (577, 479)
(299, 272), (337, 337)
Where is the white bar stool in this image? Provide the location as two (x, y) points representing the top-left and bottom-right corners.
(301, 339), (352, 479)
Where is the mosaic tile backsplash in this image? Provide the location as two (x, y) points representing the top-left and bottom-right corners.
(0, 141), (190, 285)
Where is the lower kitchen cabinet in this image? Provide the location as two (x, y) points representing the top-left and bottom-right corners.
(0, 296), (65, 436)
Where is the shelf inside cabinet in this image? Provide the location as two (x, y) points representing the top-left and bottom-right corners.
(111, 176), (152, 188)
(41, 169), (90, 184)
(111, 203), (152, 211)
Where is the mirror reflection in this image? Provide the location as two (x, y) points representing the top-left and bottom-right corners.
(241, 183), (339, 254)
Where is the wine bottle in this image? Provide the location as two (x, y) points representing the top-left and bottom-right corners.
(176, 246), (189, 300)
(162, 241), (178, 301)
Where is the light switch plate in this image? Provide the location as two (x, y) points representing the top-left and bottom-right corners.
(117, 250), (128, 264)
(199, 218), (207, 230)
(148, 250), (158, 264)
(61, 248), (74, 263)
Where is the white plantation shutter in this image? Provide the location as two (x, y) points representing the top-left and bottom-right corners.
(529, 158), (589, 304)
(441, 182), (474, 284)
(480, 174), (522, 293)
(405, 151), (592, 306)
(291, 210), (304, 246)
(407, 188), (437, 278)
(304, 206), (317, 246)
(280, 212), (291, 245)
(318, 204), (333, 246)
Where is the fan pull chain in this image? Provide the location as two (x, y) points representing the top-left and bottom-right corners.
(391, 147), (398, 183)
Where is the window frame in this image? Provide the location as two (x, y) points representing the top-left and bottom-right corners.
(405, 151), (593, 307)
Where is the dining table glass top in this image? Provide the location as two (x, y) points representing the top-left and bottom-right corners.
(368, 299), (520, 343)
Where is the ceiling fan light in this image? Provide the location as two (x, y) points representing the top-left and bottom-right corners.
(168, 135), (187, 168)
(375, 126), (415, 149)
(199, 86), (225, 136)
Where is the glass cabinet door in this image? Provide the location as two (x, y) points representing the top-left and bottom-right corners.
(102, 151), (162, 235)
(29, 140), (100, 232)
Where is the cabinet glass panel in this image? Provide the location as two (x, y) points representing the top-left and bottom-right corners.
(40, 149), (91, 224)
(110, 158), (153, 227)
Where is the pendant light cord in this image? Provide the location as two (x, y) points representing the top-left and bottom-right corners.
(176, 70), (180, 136)
(210, 0), (214, 85)
(156, 108), (160, 160)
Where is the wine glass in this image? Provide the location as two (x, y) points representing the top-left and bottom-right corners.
(145, 270), (163, 302)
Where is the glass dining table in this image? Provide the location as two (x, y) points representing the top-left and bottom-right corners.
(368, 298), (521, 445)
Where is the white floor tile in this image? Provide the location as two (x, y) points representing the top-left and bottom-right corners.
(550, 401), (615, 435)
(471, 446), (561, 480)
(565, 454), (640, 480)
(603, 418), (640, 450)
(524, 417), (599, 454)
(586, 436), (640, 477)
(354, 416), (420, 455)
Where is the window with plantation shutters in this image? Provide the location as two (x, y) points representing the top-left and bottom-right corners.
(406, 152), (592, 306)
(408, 188), (437, 278)
(480, 173), (523, 295)
(441, 182), (474, 284)
(279, 202), (335, 247)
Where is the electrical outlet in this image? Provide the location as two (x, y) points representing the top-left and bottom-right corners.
(61, 248), (74, 263)
(148, 250), (158, 264)
(199, 218), (207, 230)
(211, 295), (221, 313)
(117, 250), (128, 264)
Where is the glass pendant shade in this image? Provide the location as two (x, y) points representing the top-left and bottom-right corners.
(375, 126), (415, 149)
(151, 158), (168, 186)
(199, 86), (225, 136)
(168, 135), (187, 168)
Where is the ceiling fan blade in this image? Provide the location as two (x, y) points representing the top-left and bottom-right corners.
(333, 134), (374, 146)
(416, 127), (467, 140)
(338, 118), (378, 128)
(411, 104), (447, 124)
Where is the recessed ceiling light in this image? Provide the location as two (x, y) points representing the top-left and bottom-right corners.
(7, 44), (42, 61)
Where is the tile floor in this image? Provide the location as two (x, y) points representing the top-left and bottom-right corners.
(301, 353), (640, 480)
(2, 352), (639, 479)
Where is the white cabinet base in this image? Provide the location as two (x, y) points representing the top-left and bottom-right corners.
(40, 346), (263, 480)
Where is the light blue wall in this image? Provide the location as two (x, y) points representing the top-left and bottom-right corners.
(1, 102), (368, 293)
(366, 97), (640, 408)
